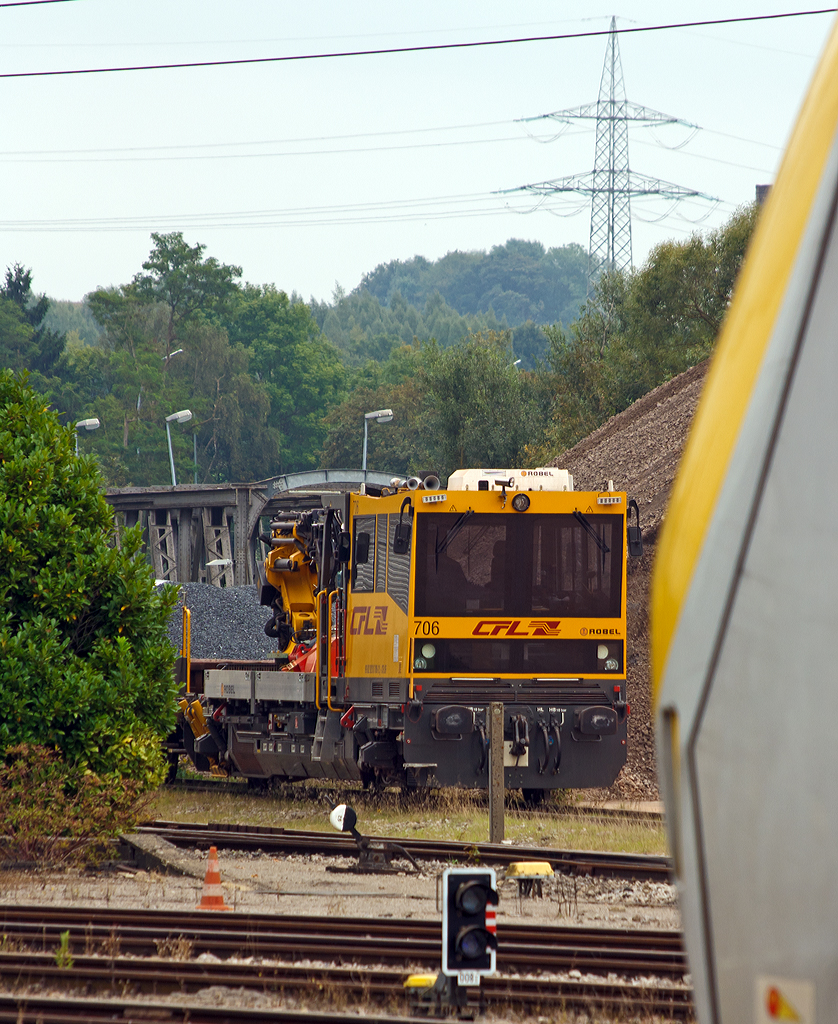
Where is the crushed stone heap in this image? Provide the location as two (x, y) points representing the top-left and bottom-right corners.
(166, 582), (275, 661)
(552, 358), (710, 800)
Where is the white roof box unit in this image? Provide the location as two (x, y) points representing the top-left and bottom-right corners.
(447, 468), (574, 492)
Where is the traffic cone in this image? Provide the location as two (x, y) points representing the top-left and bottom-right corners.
(196, 846), (231, 910)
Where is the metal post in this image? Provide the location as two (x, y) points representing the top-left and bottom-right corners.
(193, 432), (198, 484)
(166, 421), (177, 487)
(488, 702), (504, 843)
(360, 418), (369, 495)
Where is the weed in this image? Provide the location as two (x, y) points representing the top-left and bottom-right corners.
(155, 935), (194, 960)
(149, 780), (667, 856)
(100, 926), (121, 959)
(0, 934), (23, 954)
(54, 930), (74, 970)
(0, 745), (151, 867)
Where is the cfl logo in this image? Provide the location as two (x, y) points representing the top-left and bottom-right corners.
(351, 606), (388, 635)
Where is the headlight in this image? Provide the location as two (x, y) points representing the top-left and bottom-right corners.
(421, 643), (436, 659)
(597, 644), (609, 660)
(511, 493), (530, 511)
(414, 656), (427, 670)
(604, 658), (619, 671)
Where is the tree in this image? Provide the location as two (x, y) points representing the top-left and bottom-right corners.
(229, 284), (346, 472)
(0, 371), (178, 786)
(133, 232), (242, 359)
(319, 378), (426, 476)
(418, 331), (548, 477)
(0, 264), (66, 376)
(535, 203), (759, 458)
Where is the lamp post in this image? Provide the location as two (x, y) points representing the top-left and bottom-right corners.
(165, 409), (192, 486)
(361, 408), (394, 494)
(74, 417), (100, 455)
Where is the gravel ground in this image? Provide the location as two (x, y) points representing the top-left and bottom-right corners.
(166, 582), (275, 660)
(0, 846), (680, 932)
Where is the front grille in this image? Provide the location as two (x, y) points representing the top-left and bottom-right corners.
(422, 677), (609, 705)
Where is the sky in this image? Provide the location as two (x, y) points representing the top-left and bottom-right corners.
(0, 1), (834, 304)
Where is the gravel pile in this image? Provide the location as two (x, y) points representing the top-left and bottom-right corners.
(165, 582), (275, 661)
(552, 358), (711, 800)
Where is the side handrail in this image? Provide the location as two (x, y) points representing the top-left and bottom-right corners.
(314, 589), (325, 709)
(327, 589), (340, 711)
(182, 606), (191, 694)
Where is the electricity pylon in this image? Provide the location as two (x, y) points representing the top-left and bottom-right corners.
(503, 16), (715, 286)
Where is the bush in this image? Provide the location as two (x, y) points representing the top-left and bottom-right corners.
(0, 744), (149, 865)
(0, 370), (178, 790)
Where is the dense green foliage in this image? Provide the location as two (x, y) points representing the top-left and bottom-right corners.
(33, 233), (342, 485)
(357, 239), (587, 337)
(533, 204), (759, 457)
(309, 286), (509, 366)
(0, 743), (150, 864)
(320, 331), (551, 479)
(0, 210), (757, 487)
(310, 240), (586, 370)
(42, 298), (101, 347)
(0, 371), (178, 787)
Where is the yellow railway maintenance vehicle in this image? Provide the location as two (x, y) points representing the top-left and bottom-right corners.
(179, 468), (642, 798)
(653, 14), (838, 1024)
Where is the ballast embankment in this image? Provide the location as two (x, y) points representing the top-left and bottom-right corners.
(551, 358), (711, 800)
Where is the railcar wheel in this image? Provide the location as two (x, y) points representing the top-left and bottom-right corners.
(521, 787), (545, 808)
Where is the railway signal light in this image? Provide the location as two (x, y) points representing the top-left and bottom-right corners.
(441, 867), (498, 980)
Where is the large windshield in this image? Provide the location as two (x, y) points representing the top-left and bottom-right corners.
(414, 512), (622, 618)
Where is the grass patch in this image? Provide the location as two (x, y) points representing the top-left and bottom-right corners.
(149, 780), (668, 856)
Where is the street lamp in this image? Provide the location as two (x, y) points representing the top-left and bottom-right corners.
(74, 417), (100, 455)
(361, 408), (394, 493)
(165, 409), (192, 486)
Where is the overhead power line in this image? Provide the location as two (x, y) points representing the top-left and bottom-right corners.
(0, 0), (79, 6)
(0, 8), (832, 79)
(0, 185), (743, 234)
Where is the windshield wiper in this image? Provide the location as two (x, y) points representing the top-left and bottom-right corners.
(435, 510), (474, 568)
(573, 510), (610, 569)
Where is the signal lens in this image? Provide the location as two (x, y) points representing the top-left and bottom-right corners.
(458, 928), (486, 960)
(605, 658), (619, 671)
(458, 887), (484, 916)
(414, 656), (427, 670)
(511, 493), (530, 511)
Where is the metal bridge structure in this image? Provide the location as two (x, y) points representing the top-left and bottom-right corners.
(106, 469), (397, 588)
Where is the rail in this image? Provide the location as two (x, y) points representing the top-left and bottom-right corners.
(138, 820), (672, 881)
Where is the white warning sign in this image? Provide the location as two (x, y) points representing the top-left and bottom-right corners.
(755, 977), (814, 1024)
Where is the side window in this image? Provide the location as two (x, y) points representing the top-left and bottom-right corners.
(387, 514), (411, 614)
(375, 513), (388, 593)
(352, 516), (375, 592)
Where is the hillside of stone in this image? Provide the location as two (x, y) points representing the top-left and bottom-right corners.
(551, 358), (710, 800)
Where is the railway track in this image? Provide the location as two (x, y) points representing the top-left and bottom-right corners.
(0, 951), (693, 1020)
(139, 819), (672, 881)
(0, 904), (687, 977)
(0, 905), (692, 1020)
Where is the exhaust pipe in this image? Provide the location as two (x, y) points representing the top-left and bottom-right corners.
(422, 474), (441, 491)
(406, 477), (422, 490)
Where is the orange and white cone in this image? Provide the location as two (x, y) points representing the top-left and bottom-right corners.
(196, 845), (231, 910)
